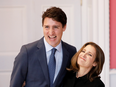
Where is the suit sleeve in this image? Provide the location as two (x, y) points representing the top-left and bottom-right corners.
(10, 45), (28, 87)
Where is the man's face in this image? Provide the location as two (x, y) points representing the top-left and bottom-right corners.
(43, 17), (66, 47)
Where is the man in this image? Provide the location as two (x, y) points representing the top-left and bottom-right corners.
(10, 6), (77, 87)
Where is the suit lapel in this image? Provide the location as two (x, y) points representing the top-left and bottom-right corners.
(54, 41), (70, 86)
(36, 37), (49, 85)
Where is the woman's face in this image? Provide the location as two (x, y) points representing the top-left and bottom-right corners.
(77, 45), (97, 70)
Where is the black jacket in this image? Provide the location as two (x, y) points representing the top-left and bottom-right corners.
(63, 71), (105, 87)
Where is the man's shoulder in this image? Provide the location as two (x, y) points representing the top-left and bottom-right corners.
(62, 41), (76, 50)
(62, 41), (77, 56)
(22, 37), (44, 50)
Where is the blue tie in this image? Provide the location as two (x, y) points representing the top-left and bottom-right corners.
(48, 48), (56, 87)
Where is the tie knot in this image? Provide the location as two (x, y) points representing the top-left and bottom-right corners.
(52, 48), (57, 55)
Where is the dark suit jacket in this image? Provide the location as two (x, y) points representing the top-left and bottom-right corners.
(10, 37), (77, 87)
(63, 71), (105, 87)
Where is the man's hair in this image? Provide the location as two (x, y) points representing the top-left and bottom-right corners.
(42, 6), (67, 27)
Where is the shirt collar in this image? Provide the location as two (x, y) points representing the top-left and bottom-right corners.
(44, 37), (62, 52)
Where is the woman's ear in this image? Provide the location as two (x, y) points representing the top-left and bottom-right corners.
(93, 62), (97, 67)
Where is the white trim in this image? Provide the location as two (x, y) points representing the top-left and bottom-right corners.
(92, 0), (98, 42)
(81, 0), (109, 87)
(110, 69), (116, 74)
(104, 0), (109, 87)
(81, 0), (88, 44)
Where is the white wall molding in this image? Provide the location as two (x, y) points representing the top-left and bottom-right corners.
(0, 6), (27, 52)
(0, 6), (27, 72)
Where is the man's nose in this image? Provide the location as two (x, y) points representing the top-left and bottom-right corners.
(49, 28), (54, 34)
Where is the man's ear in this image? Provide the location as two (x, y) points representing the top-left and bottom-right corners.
(63, 25), (66, 31)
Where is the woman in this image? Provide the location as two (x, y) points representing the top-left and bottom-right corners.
(63, 42), (105, 87)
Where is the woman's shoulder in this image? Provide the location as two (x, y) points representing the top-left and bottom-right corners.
(92, 77), (105, 87)
(66, 71), (76, 78)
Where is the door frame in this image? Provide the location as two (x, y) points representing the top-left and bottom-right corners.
(81, 0), (109, 87)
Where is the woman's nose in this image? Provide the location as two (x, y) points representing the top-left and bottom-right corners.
(82, 53), (86, 58)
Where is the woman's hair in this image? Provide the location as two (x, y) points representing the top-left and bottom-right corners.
(42, 6), (67, 27)
(68, 42), (105, 82)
